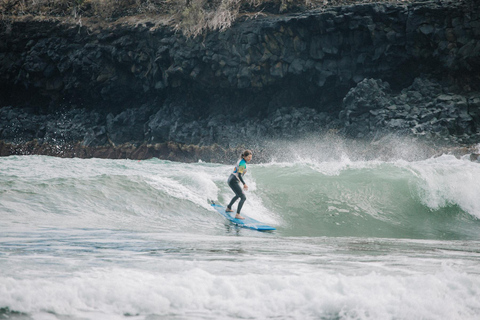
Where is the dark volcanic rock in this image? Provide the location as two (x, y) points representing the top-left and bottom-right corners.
(341, 77), (480, 144)
(3, 1), (479, 109)
(106, 104), (155, 145)
(0, 0), (480, 160)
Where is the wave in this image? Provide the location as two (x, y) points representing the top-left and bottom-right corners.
(254, 155), (480, 239)
(1, 153), (480, 240)
(2, 153), (480, 320)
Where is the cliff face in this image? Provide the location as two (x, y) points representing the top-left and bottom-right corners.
(0, 0), (479, 160)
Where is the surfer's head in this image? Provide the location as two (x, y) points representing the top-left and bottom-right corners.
(242, 150), (253, 162)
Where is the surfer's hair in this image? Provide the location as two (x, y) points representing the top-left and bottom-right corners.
(241, 150), (252, 159)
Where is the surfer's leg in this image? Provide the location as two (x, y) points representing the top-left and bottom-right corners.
(235, 197), (246, 219)
(228, 175), (244, 212)
(236, 193), (247, 214)
(227, 195), (239, 211)
(235, 194), (246, 219)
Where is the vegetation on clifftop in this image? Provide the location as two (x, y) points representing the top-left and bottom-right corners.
(1, 0), (421, 36)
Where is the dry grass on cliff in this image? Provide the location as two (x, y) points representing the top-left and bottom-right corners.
(171, 0), (419, 37)
(0, 0), (424, 36)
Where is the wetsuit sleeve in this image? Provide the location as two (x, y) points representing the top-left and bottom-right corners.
(238, 172), (246, 185)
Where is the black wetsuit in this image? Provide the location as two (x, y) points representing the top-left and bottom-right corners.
(227, 158), (247, 213)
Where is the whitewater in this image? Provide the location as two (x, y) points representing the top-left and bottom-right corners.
(1, 139), (480, 320)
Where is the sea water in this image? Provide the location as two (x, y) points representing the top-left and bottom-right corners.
(1, 140), (480, 319)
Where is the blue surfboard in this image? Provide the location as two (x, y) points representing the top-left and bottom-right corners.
(210, 201), (276, 231)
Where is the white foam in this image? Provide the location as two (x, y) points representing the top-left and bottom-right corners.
(145, 161), (227, 211)
(1, 266), (479, 320)
(475, 143), (480, 153)
(401, 155), (480, 219)
(258, 155), (386, 178)
(308, 157), (386, 176)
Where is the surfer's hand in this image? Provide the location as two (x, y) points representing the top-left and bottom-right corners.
(243, 184), (248, 191)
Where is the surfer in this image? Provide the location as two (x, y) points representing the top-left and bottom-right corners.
(226, 150), (253, 220)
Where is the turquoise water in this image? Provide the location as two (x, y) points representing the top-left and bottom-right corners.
(1, 145), (480, 319)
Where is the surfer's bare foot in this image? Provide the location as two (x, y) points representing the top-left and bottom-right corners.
(235, 214), (245, 220)
(226, 208), (234, 212)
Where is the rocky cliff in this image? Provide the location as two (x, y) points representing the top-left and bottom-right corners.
(1, 0), (479, 161)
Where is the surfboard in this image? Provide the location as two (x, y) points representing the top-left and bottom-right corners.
(209, 201), (276, 231)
